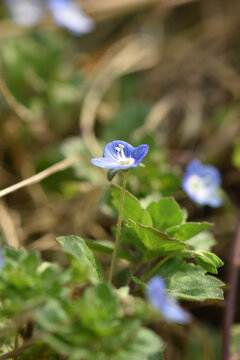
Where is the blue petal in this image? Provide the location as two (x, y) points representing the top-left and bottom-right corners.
(182, 159), (222, 207)
(91, 157), (119, 169)
(184, 159), (221, 186)
(147, 276), (167, 309)
(48, 0), (94, 34)
(146, 276), (191, 324)
(91, 157), (136, 170)
(162, 302), (192, 324)
(132, 144), (149, 164)
(205, 193), (222, 208)
(201, 165), (222, 187)
(103, 140), (134, 160)
(184, 159), (202, 176)
(4, 0), (44, 26)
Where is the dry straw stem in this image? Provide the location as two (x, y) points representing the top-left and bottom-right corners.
(0, 158), (74, 199)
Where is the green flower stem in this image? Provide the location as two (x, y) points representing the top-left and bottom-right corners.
(108, 170), (128, 283)
(144, 249), (196, 282)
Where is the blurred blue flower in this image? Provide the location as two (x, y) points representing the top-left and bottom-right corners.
(91, 140), (149, 170)
(147, 276), (191, 324)
(3, 0), (44, 26)
(0, 248), (4, 269)
(48, 0), (94, 34)
(4, 0), (94, 35)
(182, 159), (222, 207)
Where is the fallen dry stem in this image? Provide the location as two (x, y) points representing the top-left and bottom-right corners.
(0, 158), (74, 198)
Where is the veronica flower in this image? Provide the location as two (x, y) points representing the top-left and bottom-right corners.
(3, 0), (44, 26)
(182, 159), (222, 208)
(147, 276), (191, 324)
(91, 140), (149, 170)
(48, 0), (94, 34)
(4, 0), (94, 35)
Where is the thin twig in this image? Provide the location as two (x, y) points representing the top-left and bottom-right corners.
(223, 213), (240, 360)
(0, 158), (74, 198)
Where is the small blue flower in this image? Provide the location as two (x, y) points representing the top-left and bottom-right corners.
(3, 0), (44, 26)
(0, 248), (4, 269)
(147, 276), (191, 324)
(48, 0), (95, 35)
(4, 0), (94, 35)
(91, 140), (149, 170)
(182, 159), (222, 208)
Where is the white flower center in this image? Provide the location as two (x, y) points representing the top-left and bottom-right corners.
(187, 175), (211, 200)
(115, 144), (135, 166)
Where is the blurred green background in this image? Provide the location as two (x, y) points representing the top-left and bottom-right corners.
(0, 0), (240, 359)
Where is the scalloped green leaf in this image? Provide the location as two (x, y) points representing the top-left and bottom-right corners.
(111, 328), (164, 360)
(156, 257), (224, 301)
(57, 235), (99, 280)
(111, 186), (152, 226)
(147, 198), (184, 231)
(128, 220), (189, 255)
(166, 222), (212, 241)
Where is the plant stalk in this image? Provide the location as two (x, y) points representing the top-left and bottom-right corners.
(108, 170), (128, 283)
(223, 213), (240, 360)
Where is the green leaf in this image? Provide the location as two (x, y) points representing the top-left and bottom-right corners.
(131, 276), (147, 290)
(195, 251), (224, 274)
(111, 328), (164, 360)
(119, 226), (146, 254)
(56, 236), (99, 281)
(79, 283), (118, 336)
(107, 169), (119, 181)
(156, 257), (224, 301)
(147, 198), (184, 231)
(166, 222), (212, 241)
(37, 299), (68, 331)
(128, 220), (189, 255)
(84, 239), (134, 262)
(4, 246), (26, 261)
(111, 186), (152, 226)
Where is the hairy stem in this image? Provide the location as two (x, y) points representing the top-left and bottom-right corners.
(223, 213), (240, 360)
(108, 171), (128, 283)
